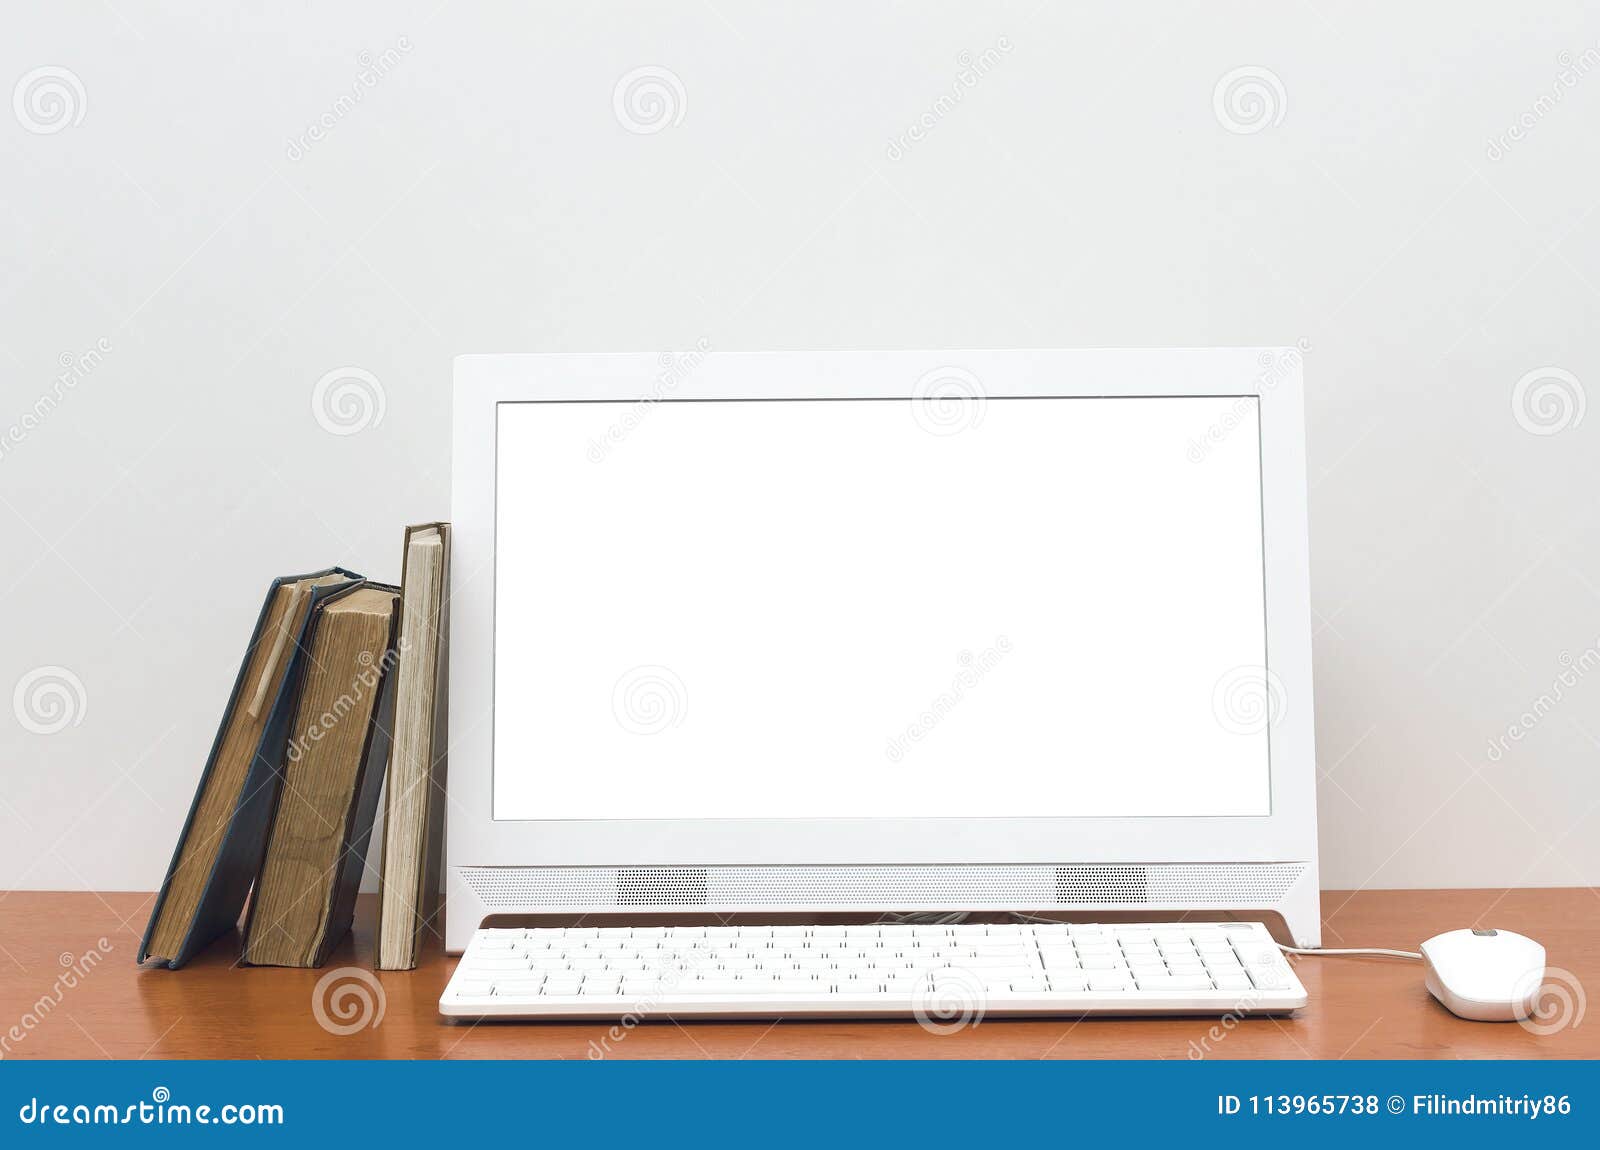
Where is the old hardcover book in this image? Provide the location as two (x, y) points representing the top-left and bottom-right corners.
(376, 523), (451, 969)
(240, 582), (401, 968)
(139, 568), (360, 968)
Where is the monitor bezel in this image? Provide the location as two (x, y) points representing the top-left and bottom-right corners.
(449, 349), (1317, 869)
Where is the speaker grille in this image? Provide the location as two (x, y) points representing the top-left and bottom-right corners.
(460, 863), (1308, 911)
(1056, 864), (1149, 904)
(617, 866), (708, 905)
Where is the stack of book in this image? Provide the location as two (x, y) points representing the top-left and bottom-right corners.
(138, 524), (451, 970)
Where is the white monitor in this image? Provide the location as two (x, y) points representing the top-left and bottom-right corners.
(448, 350), (1320, 949)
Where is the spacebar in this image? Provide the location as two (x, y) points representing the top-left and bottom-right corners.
(653, 981), (834, 996)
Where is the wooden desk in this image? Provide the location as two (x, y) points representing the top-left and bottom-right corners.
(1, 889), (1593, 1059)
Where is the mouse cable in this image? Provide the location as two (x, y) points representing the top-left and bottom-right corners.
(1278, 944), (1421, 960)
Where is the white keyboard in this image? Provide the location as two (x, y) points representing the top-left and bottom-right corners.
(440, 921), (1307, 1020)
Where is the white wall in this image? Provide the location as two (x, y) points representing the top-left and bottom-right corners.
(4, 2), (1598, 893)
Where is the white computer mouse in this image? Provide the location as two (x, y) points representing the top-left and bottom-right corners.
(1420, 928), (1545, 1021)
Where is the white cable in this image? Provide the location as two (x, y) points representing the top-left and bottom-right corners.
(1278, 944), (1421, 960)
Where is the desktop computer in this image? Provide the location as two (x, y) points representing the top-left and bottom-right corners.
(441, 349), (1320, 1018)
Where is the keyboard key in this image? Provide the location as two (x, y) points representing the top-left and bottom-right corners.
(494, 979), (545, 996)
(1248, 968), (1290, 990)
(993, 978), (1047, 993)
(470, 956), (533, 970)
(701, 980), (787, 994)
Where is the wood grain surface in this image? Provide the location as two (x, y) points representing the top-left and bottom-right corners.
(1, 889), (1593, 1059)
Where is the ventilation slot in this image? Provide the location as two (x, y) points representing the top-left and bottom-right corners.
(617, 867), (708, 906)
(1056, 865), (1150, 905)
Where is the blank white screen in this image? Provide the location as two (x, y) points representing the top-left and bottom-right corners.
(494, 396), (1270, 820)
